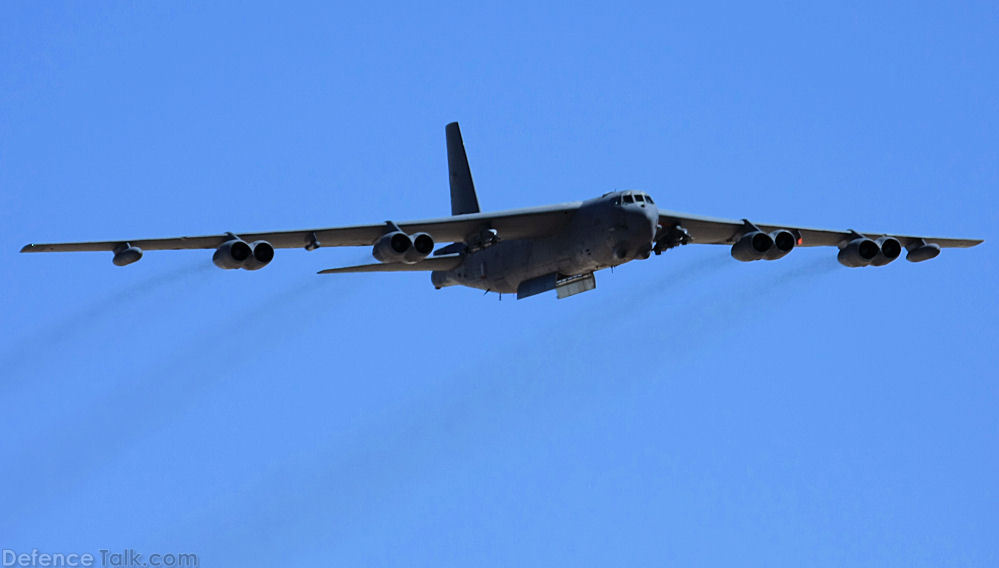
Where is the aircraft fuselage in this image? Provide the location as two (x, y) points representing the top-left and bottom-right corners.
(431, 191), (659, 294)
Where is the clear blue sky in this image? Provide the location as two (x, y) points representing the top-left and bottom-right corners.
(2, 2), (996, 566)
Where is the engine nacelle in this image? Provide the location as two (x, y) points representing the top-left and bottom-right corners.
(837, 237), (880, 267)
(906, 242), (941, 262)
(404, 232), (434, 263)
(112, 245), (143, 266)
(213, 239), (253, 269)
(870, 237), (902, 266)
(243, 240), (275, 270)
(731, 231), (774, 262)
(372, 231), (412, 263)
(764, 230), (796, 260)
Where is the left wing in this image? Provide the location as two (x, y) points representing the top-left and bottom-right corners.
(20, 203), (582, 254)
(657, 209), (983, 250)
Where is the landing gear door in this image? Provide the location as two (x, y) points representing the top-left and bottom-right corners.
(517, 272), (558, 299)
(555, 273), (596, 299)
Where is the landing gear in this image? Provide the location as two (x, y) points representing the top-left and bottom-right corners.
(653, 224), (691, 254)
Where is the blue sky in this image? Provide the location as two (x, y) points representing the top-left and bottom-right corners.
(2, 2), (996, 566)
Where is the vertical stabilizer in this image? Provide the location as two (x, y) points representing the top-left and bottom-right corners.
(445, 122), (481, 215)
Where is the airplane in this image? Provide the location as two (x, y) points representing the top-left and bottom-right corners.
(21, 122), (984, 300)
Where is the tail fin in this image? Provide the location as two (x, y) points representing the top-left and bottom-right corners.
(446, 122), (481, 215)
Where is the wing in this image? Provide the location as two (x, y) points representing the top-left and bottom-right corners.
(20, 202), (582, 254)
(657, 209), (983, 249)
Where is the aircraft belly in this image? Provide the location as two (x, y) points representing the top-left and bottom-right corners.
(436, 205), (654, 294)
(439, 241), (529, 293)
(438, 237), (596, 294)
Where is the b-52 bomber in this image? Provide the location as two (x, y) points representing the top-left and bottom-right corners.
(22, 123), (983, 300)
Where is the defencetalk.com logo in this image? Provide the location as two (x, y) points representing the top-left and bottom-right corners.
(1, 548), (199, 567)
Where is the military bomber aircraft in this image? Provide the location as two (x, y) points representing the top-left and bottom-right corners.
(21, 123), (984, 299)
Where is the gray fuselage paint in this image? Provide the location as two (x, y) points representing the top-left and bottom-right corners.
(432, 191), (659, 294)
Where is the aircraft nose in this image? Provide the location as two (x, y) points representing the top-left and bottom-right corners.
(638, 204), (658, 237)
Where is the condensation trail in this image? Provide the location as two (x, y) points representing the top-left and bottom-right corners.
(651, 255), (840, 353)
(1, 261), (212, 391)
(0, 274), (350, 531)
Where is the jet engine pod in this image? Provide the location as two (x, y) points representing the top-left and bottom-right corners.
(837, 237), (879, 267)
(731, 231), (774, 262)
(764, 230), (796, 260)
(112, 245), (143, 266)
(372, 231), (412, 263)
(906, 241), (941, 263)
(870, 236), (902, 266)
(404, 232), (434, 263)
(243, 240), (275, 271)
(213, 239), (253, 269)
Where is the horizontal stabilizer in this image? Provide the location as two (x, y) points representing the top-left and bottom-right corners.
(318, 253), (463, 274)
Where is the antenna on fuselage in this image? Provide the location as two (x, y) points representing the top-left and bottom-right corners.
(446, 122), (481, 216)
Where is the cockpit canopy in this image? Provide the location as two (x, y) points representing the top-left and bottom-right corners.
(607, 191), (654, 206)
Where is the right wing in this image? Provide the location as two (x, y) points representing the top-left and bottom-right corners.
(658, 209), (983, 249)
(20, 203), (582, 254)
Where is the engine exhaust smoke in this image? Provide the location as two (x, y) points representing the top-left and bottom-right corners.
(1, 261), (212, 392)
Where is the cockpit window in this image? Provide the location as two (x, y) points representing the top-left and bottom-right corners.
(623, 194), (634, 203)
(645, 195), (654, 204)
(635, 194), (645, 203)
